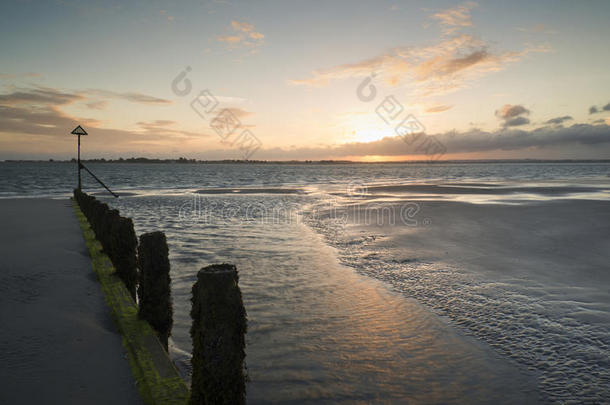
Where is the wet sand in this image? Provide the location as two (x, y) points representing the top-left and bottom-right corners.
(364, 183), (608, 196)
(0, 199), (142, 405)
(311, 192), (610, 402)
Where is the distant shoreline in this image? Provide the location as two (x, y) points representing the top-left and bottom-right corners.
(2, 158), (610, 164)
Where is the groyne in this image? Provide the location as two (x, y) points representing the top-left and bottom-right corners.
(73, 193), (189, 404)
(74, 191), (247, 404)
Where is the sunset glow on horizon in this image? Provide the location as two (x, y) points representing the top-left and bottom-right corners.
(1, 0), (610, 161)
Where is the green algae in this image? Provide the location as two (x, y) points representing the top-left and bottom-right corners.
(73, 200), (189, 405)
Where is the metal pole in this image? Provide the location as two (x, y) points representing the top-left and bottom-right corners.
(80, 163), (119, 198)
(77, 134), (82, 190)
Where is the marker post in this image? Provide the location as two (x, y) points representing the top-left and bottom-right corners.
(70, 125), (118, 198)
(71, 125), (88, 191)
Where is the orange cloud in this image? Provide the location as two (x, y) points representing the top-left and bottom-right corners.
(431, 1), (477, 35)
(224, 108), (253, 119)
(86, 101), (108, 110)
(231, 21), (255, 33)
(217, 35), (242, 44)
(0, 87), (187, 146)
(217, 20), (264, 49)
(495, 104), (530, 127)
(289, 34), (549, 97)
(425, 105), (453, 113)
(289, 2), (550, 97)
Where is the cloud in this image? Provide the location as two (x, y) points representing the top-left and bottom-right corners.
(248, 32), (264, 40)
(0, 87), (198, 144)
(289, 2), (550, 96)
(214, 95), (247, 104)
(223, 107), (253, 119)
(217, 35), (242, 44)
(86, 100), (108, 110)
(0, 86), (171, 107)
(589, 102), (610, 114)
(241, 122), (610, 160)
(136, 120), (176, 127)
(431, 2), (477, 35)
(437, 123), (610, 153)
(4, 86), (609, 159)
(425, 105), (453, 113)
(545, 115), (572, 125)
(0, 87), (83, 106)
(289, 30), (550, 97)
(84, 89), (171, 104)
(231, 21), (253, 33)
(0, 103), (99, 137)
(216, 20), (264, 49)
(0, 87), (100, 136)
(135, 120), (205, 138)
(495, 104), (530, 127)
(503, 116), (530, 127)
(496, 104), (530, 119)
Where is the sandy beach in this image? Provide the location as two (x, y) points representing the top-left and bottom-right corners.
(309, 186), (610, 402)
(1, 162), (608, 403)
(0, 199), (142, 405)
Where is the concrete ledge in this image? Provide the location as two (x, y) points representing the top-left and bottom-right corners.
(73, 200), (189, 405)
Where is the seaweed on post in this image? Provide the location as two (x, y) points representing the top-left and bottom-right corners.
(137, 231), (173, 350)
(190, 264), (247, 405)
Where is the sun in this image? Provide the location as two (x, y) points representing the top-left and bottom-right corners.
(341, 114), (395, 143)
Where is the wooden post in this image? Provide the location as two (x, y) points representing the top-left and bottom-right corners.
(137, 231), (173, 350)
(190, 264), (247, 405)
(114, 216), (138, 300)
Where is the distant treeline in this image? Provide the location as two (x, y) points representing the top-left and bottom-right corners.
(4, 158), (610, 164)
(5, 157), (353, 164)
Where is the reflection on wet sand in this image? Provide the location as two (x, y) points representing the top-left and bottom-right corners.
(115, 193), (540, 404)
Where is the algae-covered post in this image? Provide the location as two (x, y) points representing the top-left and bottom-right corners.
(99, 208), (119, 256)
(190, 264), (247, 405)
(73, 190), (138, 299)
(114, 216), (138, 300)
(137, 231), (173, 350)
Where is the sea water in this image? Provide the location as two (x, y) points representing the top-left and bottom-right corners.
(1, 161), (609, 403)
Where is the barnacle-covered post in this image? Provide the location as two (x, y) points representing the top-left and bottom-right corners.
(190, 264), (247, 405)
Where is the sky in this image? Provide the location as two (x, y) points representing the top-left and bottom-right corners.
(1, 0), (610, 161)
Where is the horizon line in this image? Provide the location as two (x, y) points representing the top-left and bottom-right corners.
(3, 158), (610, 164)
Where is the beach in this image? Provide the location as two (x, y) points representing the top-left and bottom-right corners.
(1, 161), (609, 403)
(3, 1), (610, 402)
(308, 184), (610, 402)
